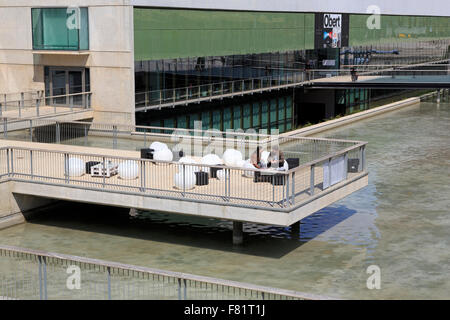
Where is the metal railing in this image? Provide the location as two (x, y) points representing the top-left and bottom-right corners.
(135, 71), (306, 111)
(0, 91), (92, 118)
(0, 245), (331, 300)
(135, 59), (449, 111)
(0, 136), (366, 211)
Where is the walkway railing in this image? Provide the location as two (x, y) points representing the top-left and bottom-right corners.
(135, 59), (449, 111)
(0, 245), (331, 300)
(0, 136), (366, 211)
(0, 91), (92, 118)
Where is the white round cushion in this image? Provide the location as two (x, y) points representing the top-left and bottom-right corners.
(174, 171), (196, 190)
(118, 160), (139, 180)
(235, 159), (246, 168)
(201, 154), (223, 165)
(150, 141), (168, 152)
(222, 149), (243, 167)
(153, 148), (173, 162)
(68, 157), (84, 177)
(178, 156), (200, 173)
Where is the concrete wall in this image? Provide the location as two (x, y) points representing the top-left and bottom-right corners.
(131, 0), (450, 17)
(0, 1), (135, 125)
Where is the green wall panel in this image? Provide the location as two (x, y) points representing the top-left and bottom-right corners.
(134, 8), (315, 60)
(349, 14), (450, 46)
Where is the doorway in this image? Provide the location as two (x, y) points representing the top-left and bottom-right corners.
(45, 67), (90, 106)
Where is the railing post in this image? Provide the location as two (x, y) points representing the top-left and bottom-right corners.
(6, 148), (10, 177)
(107, 267), (112, 300)
(209, 84), (213, 98)
(10, 149), (14, 176)
(291, 171), (295, 205)
(56, 122), (60, 144)
(361, 145), (366, 171)
(344, 152), (348, 180)
(140, 160), (145, 192)
(43, 256), (47, 300)
(38, 256), (43, 300)
(310, 164), (315, 196)
(30, 150), (33, 179)
(178, 279), (182, 300)
(29, 119), (33, 141)
(182, 164), (186, 196)
(20, 92), (24, 117)
(64, 153), (69, 183)
(145, 91), (148, 108)
(3, 118), (7, 139)
(18, 101), (22, 118)
(113, 125), (117, 149)
(69, 95), (73, 112)
(3, 94), (6, 112)
(36, 97), (40, 117)
(102, 157), (106, 188)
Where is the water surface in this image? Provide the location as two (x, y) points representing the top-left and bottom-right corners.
(1, 98), (449, 299)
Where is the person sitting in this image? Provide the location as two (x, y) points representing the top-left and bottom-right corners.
(267, 146), (285, 169)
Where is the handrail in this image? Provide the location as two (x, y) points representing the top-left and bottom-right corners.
(0, 244), (333, 300)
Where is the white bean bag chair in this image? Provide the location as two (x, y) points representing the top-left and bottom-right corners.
(153, 148), (173, 162)
(222, 149), (243, 167)
(178, 156), (200, 173)
(201, 154), (223, 165)
(235, 159), (246, 168)
(118, 160), (139, 180)
(150, 141), (168, 152)
(68, 157), (84, 177)
(174, 171), (196, 190)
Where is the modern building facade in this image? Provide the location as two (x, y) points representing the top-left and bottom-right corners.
(1, 0), (449, 129)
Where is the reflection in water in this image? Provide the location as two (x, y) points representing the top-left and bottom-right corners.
(0, 99), (449, 299)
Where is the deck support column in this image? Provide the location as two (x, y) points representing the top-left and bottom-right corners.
(291, 221), (300, 240)
(233, 221), (244, 245)
(437, 89), (441, 103)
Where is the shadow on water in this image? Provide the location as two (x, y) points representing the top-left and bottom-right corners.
(25, 201), (357, 259)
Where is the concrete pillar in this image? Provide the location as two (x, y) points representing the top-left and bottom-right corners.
(290, 221), (300, 240)
(232, 221), (244, 245)
(437, 89), (441, 103)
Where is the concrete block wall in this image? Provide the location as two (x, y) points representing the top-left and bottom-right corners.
(0, 1), (136, 126)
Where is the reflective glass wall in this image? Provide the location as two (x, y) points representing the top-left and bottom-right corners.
(136, 90), (294, 133)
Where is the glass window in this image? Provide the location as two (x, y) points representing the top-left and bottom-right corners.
(32, 8), (89, 50)
(189, 113), (200, 129)
(201, 111), (210, 130)
(212, 110), (221, 130)
(233, 105), (241, 129)
(223, 107), (232, 131)
(243, 103), (251, 130)
(164, 118), (174, 129)
(261, 101), (268, 128)
(177, 115), (187, 129)
(252, 102), (260, 128)
(270, 98), (277, 128)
